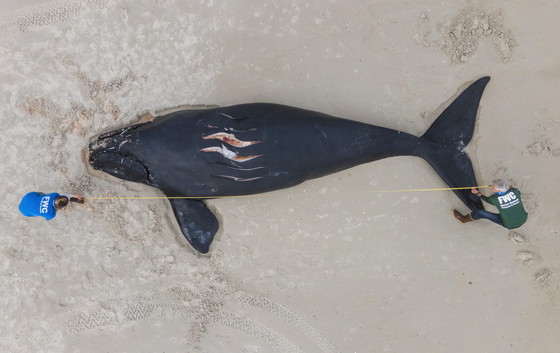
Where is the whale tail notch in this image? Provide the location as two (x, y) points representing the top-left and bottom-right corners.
(419, 76), (491, 211)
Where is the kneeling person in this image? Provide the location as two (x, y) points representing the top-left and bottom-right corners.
(453, 179), (528, 229)
(19, 192), (85, 221)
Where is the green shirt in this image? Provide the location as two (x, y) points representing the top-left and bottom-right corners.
(481, 188), (528, 229)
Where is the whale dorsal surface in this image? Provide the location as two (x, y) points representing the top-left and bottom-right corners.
(88, 77), (491, 253)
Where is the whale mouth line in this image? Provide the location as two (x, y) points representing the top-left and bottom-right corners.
(88, 150), (154, 185)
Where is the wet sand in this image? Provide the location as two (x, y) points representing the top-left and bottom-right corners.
(1, 1), (559, 352)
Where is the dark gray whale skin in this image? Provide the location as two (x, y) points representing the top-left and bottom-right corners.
(88, 77), (490, 253)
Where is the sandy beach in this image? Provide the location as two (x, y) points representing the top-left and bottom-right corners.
(1, 0), (559, 352)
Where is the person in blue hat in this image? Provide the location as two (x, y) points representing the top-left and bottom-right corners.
(19, 192), (85, 220)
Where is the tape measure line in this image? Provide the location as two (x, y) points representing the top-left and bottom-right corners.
(84, 186), (490, 200)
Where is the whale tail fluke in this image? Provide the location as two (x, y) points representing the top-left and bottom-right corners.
(419, 76), (491, 211)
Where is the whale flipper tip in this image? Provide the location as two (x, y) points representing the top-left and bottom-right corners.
(167, 198), (219, 254)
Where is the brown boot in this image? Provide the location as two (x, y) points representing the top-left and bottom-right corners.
(452, 210), (474, 224)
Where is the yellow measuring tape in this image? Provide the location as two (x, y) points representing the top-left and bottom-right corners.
(378, 185), (489, 193)
(84, 185), (490, 200)
(85, 195), (238, 200)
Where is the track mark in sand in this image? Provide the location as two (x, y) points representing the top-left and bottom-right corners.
(66, 309), (116, 333)
(415, 7), (516, 65)
(506, 229), (554, 292)
(508, 231), (527, 244)
(46, 286), (337, 353)
(525, 139), (560, 158)
(0, 0), (108, 38)
(520, 192), (538, 214)
(22, 58), (137, 136)
(515, 250), (541, 266)
(212, 312), (304, 353)
(22, 97), (94, 137)
(233, 291), (338, 353)
(508, 229), (556, 293)
(524, 118), (560, 158)
(58, 56), (139, 121)
(533, 268), (552, 289)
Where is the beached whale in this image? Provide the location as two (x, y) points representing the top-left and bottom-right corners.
(87, 77), (490, 253)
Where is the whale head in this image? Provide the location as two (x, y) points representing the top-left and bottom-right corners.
(87, 124), (152, 185)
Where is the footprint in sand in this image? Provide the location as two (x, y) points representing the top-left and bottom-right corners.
(524, 119), (560, 158)
(508, 231), (554, 290)
(508, 231), (527, 245)
(415, 6), (517, 65)
(533, 268), (552, 289)
(525, 139), (560, 158)
(515, 250), (541, 266)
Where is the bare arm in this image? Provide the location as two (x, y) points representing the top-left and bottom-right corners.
(62, 194), (85, 204)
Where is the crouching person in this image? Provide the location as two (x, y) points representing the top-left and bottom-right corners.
(452, 179), (528, 229)
(19, 192), (85, 221)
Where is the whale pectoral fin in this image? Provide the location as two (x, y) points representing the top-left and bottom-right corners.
(167, 198), (219, 254)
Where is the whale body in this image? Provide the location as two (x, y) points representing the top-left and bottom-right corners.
(88, 77), (490, 253)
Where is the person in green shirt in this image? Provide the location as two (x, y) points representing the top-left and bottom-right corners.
(452, 179), (528, 229)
